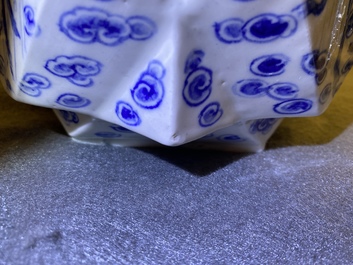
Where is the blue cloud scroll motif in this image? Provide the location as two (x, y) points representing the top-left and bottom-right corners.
(250, 54), (290, 77)
(59, 7), (156, 46)
(45, 55), (102, 87)
(199, 102), (223, 127)
(115, 101), (141, 126)
(56, 93), (91, 108)
(20, 73), (51, 97)
(131, 60), (165, 109)
(249, 118), (278, 134)
(59, 110), (79, 124)
(215, 13), (297, 44)
(273, 99), (313, 114)
(183, 50), (213, 107)
(23, 5), (40, 36)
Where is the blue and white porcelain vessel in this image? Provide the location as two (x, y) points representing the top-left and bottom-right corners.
(0, 0), (352, 151)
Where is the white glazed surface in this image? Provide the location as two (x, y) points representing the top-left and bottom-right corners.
(0, 0), (353, 148)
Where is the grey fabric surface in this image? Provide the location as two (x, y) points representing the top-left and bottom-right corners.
(0, 73), (353, 265)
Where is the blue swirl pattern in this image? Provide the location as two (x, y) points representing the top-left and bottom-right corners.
(131, 60), (165, 109)
(199, 102), (223, 127)
(249, 118), (278, 134)
(183, 50), (213, 107)
(266, 83), (299, 100)
(45, 55), (102, 87)
(250, 54), (290, 77)
(301, 50), (327, 75)
(232, 79), (269, 97)
(23, 5), (40, 36)
(115, 101), (141, 126)
(301, 50), (328, 84)
(56, 93), (91, 108)
(59, 110), (79, 124)
(273, 99), (313, 114)
(20, 73), (51, 97)
(59, 7), (156, 46)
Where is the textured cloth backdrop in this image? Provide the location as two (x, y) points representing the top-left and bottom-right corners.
(0, 73), (353, 264)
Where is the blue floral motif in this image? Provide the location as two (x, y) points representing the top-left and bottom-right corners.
(23, 5), (40, 36)
(131, 60), (165, 109)
(56, 93), (91, 108)
(250, 54), (290, 77)
(215, 13), (297, 44)
(199, 102), (223, 127)
(59, 110), (79, 124)
(319, 83), (332, 104)
(115, 101), (141, 126)
(273, 99), (313, 114)
(45, 55), (102, 87)
(183, 50), (213, 107)
(95, 132), (122, 138)
(20, 73), (51, 97)
(249, 118), (278, 134)
(59, 7), (156, 46)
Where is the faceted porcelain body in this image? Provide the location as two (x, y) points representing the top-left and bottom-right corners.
(0, 0), (353, 151)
